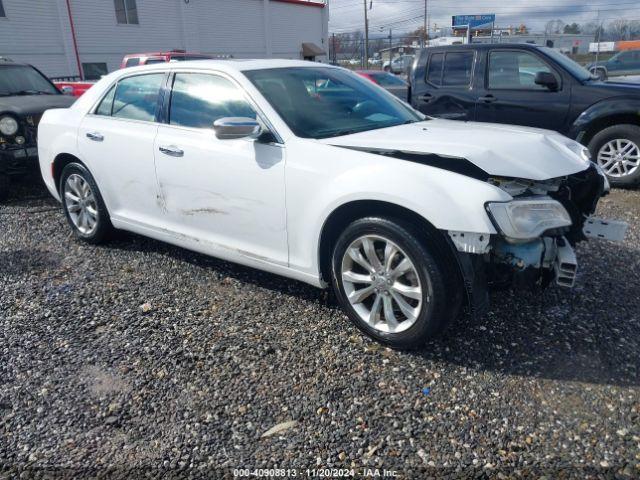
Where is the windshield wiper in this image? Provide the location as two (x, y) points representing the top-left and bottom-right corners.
(12, 89), (55, 96)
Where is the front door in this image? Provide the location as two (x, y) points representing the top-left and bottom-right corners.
(153, 71), (288, 266)
(77, 72), (166, 225)
(474, 49), (571, 132)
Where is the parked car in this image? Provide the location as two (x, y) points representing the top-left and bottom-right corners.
(587, 49), (640, 80)
(383, 55), (414, 75)
(51, 50), (217, 99)
(355, 70), (409, 100)
(120, 50), (216, 68)
(38, 60), (621, 348)
(410, 43), (640, 186)
(53, 79), (95, 97)
(0, 60), (75, 200)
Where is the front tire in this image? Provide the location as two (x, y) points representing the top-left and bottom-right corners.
(588, 124), (640, 187)
(331, 217), (459, 349)
(60, 163), (113, 244)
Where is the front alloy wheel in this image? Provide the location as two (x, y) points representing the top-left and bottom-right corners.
(589, 124), (640, 186)
(597, 139), (640, 179)
(331, 217), (460, 349)
(341, 235), (426, 334)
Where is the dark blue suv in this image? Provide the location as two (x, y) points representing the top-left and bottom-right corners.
(587, 50), (640, 81)
(410, 43), (640, 186)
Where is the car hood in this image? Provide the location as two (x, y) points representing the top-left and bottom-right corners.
(320, 119), (590, 181)
(0, 94), (76, 116)
(583, 78), (640, 93)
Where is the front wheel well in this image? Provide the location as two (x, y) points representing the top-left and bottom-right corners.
(581, 113), (640, 146)
(52, 153), (85, 193)
(318, 200), (462, 286)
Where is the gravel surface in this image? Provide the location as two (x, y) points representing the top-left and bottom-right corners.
(1, 177), (639, 479)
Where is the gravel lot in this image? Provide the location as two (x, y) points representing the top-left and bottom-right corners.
(1, 176), (639, 479)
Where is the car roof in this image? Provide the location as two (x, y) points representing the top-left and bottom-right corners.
(355, 70), (389, 74)
(425, 43), (544, 51)
(121, 58), (335, 74)
(124, 51), (213, 57)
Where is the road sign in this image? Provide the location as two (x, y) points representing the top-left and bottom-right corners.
(452, 14), (496, 30)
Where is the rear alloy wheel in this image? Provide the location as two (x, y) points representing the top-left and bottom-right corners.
(331, 217), (458, 349)
(589, 124), (640, 186)
(60, 163), (113, 243)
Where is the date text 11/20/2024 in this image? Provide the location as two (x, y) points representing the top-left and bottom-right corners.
(233, 468), (398, 477)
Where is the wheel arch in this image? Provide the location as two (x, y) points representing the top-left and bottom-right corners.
(572, 99), (640, 146)
(317, 199), (463, 288)
(52, 153), (87, 194)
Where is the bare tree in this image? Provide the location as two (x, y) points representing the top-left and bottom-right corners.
(608, 19), (629, 41)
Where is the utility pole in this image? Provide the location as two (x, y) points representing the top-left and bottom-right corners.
(423, 0), (427, 47)
(363, 0), (370, 68)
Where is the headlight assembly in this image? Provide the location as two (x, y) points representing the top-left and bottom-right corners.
(565, 140), (591, 165)
(0, 115), (19, 136)
(487, 197), (572, 241)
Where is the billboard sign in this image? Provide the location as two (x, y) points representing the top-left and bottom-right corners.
(452, 14), (496, 31)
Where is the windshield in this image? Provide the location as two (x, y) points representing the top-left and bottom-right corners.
(539, 47), (594, 81)
(0, 65), (60, 96)
(245, 67), (421, 139)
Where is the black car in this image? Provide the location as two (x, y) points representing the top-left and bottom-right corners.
(0, 60), (75, 199)
(410, 43), (640, 186)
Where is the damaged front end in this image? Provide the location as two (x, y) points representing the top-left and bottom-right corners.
(449, 164), (627, 313)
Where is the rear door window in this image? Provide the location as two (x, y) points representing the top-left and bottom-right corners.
(426, 53), (444, 85)
(110, 73), (164, 122)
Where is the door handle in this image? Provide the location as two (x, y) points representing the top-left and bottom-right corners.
(478, 95), (497, 103)
(158, 145), (184, 157)
(86, 132), (104, 142)
(418, 93), (433, 102)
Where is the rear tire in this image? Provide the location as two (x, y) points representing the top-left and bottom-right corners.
(588, 124), (640, 187)
(59, 163), (113, 244)
(0, 174), (9, 202)
(330, 217), (461, 349)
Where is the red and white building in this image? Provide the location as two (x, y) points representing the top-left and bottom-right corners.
(0, 0), (329, 79)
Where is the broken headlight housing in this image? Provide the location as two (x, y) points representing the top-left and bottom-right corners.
(487, 197), (572, 241)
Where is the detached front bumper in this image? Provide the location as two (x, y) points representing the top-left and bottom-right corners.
(0, 145), (39, 175)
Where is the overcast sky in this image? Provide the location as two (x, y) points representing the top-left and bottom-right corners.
(328, 0), (640, 35)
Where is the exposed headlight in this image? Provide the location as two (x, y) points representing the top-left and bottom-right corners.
(566, 141), (591, 165)
(0, 116), (19, 136)
(487, 198), (572, 241)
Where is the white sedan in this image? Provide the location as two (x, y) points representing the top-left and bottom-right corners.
(38, 59), (621, 348)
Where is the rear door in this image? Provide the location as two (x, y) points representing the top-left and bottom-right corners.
(412, 49), (477, 121)
(474, 48), (570, 131)
(78, 72), (166, 225)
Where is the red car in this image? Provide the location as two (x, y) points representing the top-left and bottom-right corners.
(53, 80), (94, 97)
(120, 50), (216, 68)
(355, 70), (408, 100)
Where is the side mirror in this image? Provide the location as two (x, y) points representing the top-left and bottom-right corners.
(213, 117), (261, 140)
(534, 71), (559, 91)
(60, 86), (74, 95)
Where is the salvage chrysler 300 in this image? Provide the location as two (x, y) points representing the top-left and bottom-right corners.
(37, 60), (626, 348)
